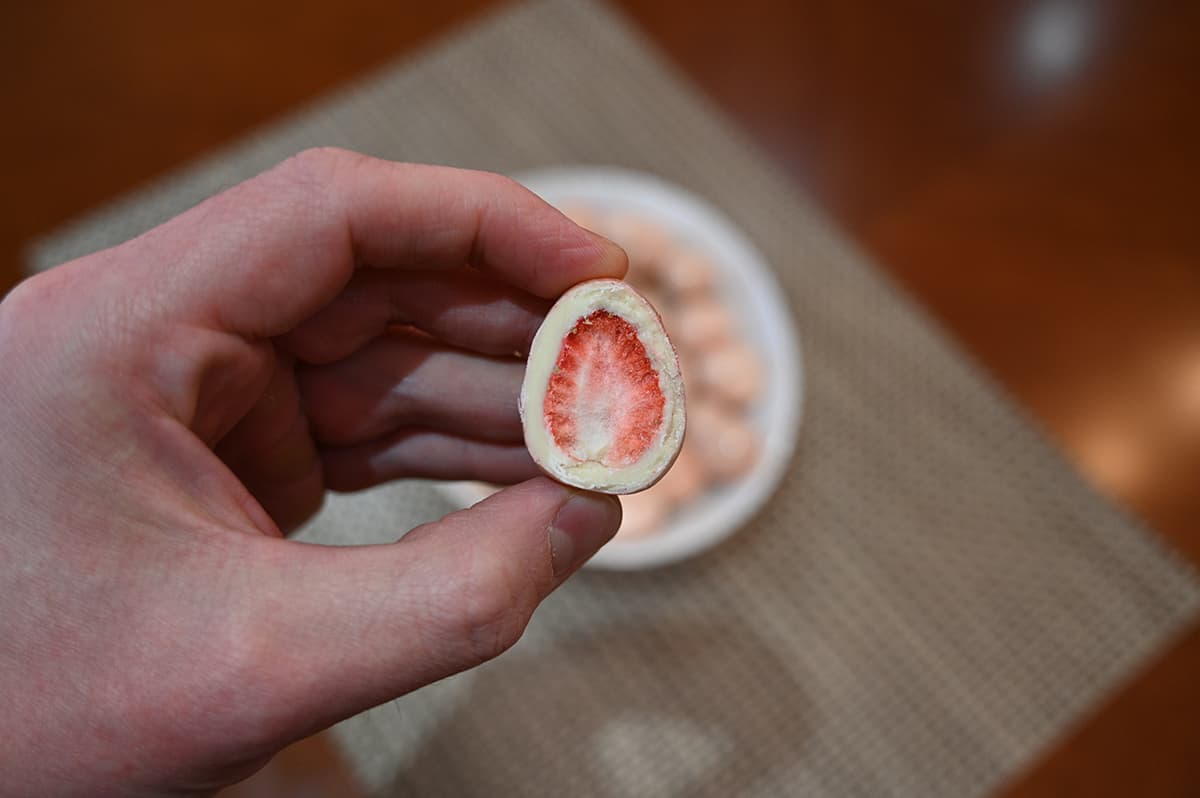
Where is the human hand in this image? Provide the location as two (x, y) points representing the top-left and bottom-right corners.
(0, 148), (625, 796)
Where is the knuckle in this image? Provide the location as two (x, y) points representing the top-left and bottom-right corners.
(0, 271), (73, 361)
(483, 171), (522, 193)
(453, 168), (521, 202)
(480, 172), (531, 209)
(277, 146), (370, 188)
(288, 145), (347, 171)
(1, 271), (60, 324)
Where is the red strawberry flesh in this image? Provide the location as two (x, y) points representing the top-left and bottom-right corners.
(543, 310), (666, 467)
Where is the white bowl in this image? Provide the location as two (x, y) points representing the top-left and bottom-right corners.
(437, 167), (804, 569)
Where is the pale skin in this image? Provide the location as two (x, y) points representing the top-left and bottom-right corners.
(0, 148), (626, 796)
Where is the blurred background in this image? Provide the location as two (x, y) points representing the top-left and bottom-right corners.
(3, 1), (1198, 795)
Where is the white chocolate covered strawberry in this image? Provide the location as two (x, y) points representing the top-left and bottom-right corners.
(520, 279), (686, 494)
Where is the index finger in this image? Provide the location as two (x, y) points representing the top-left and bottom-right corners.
(118, 147), (627, 338)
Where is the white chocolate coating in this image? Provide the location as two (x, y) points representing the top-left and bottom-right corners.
(520, 279), (686, 494)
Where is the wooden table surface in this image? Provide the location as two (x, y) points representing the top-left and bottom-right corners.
(3, 1), (1199, 795)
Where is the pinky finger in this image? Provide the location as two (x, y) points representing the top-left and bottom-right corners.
(321, 429), (541, 492)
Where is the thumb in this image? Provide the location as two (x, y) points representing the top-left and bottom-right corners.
(227, 477), (620, 746)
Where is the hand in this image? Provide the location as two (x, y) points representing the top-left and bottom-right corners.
(0, 148), (625, 796)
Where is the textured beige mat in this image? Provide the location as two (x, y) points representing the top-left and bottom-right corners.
(30, 1), (1200, 795)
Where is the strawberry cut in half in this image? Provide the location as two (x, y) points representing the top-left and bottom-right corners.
(521, 279), (686, 494)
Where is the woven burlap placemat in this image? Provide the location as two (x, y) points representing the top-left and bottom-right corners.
(29, 1), (1200, 795)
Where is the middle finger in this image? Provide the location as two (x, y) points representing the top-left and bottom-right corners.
(282, 267), (550, 364)
(299, 332), (525, 447)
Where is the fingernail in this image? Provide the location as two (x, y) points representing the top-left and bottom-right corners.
(548, 492), (622, 577)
